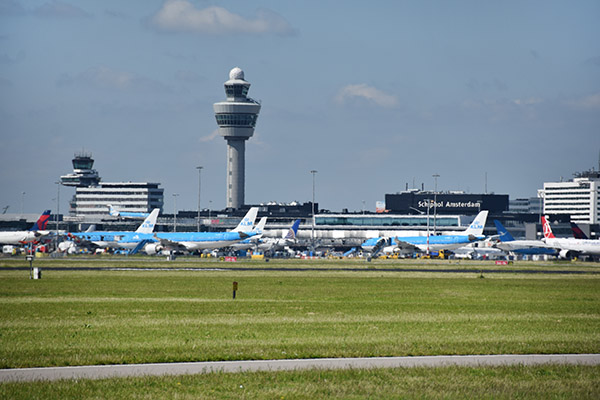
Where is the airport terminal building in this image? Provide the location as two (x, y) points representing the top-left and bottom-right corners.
(542, 170), (600, 224)
(384, 190), (509, 215)
(69, 182), (164, 218)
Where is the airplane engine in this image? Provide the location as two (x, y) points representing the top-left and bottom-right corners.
(558, 249), (576, 260)
(144, 243), (163, 255)
(58, 241), (75, 253)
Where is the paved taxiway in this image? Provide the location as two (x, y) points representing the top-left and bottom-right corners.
(1, 354), (599, 382)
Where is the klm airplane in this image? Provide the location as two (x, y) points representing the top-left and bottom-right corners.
(66, 209), (160, 249)
(361, 210), (489, 255)
(230, 218), (301, 252)
(491, 220), (557, 256)
(125, 207), (260, 255)
(108, 204), (150, 219)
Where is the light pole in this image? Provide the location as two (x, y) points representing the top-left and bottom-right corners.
(196, 166), (203, 231)
(208, 200), (212, 232)
(425, 199), (431, 255)
(54, 182), (60, 251)
(432, 174), (440, 234)
(21, 192), (25, 214)
(310, 170), (318, 251)
(172, 193), (179, 232)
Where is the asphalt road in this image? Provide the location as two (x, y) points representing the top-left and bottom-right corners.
(2, 354), (599, 382)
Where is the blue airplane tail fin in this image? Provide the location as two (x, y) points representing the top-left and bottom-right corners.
(284, 219), (301, 240)
(493, 220), (515, 242)
(30, 210), (51, 231)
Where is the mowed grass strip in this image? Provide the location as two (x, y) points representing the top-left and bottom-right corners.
(2, 255), (600, 272)
(0, 268), (599, 368)
(1, 365), (599, 400)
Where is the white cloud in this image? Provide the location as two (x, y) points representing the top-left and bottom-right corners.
(148, 1), (294, 36)
(199, 129), (219, 143)
(512, 97), (543, 106)
(566, 92), (600, 110)
(335, 84), (398, 108)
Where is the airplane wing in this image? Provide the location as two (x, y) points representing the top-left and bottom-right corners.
(67, 233), (100, 250)
(393, 238), (422, 253)
(152, 234), (190, 252)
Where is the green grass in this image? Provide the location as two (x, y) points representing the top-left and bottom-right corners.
(2, 365), (599, 399)
(2, 254), (600, 272)
(0, 262), (599, 369)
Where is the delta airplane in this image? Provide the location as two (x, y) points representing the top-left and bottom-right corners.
(67, 209), (160, 249)
(491, 220), (557, 256)
(570, 222), (589, 239)
(125, 207), (260, 255)
(361, 210), (489, 255)
(108, 204), (150, 219)
(0, 210), (51, 245)
(541, 216), (600, 259)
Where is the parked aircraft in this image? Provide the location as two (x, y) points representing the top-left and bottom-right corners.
(570, 222), (589, 239)
(361, 210), (489, 255)
(66, 209), (160, 249)
(126, 207), (260, 255)
(231, 207), (258, 232)
(108, 204), (150, 219)
(230, 218), (301, 252)
(541, 216), (600, 259)
(0, 210), (51, 245)
(229, 217), (268, 251)
(491, 220), (557, 256)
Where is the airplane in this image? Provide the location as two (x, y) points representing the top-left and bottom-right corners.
(231, 207), (258, 232)
(66, 209), (160, 249)
(230, 218), (301, 252)
(229, 217), (268, 251)
(125, 207), (260, 255)
(361, 210), (489, 256)
(541, 216), (600, 259)
(108, 204), (150, 219)
(0, 210), (51, 245)
(491, 220), (557, 256)
(570, 222), (589, 239)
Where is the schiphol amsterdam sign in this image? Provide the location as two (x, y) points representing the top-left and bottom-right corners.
(417, 200), (482, 209)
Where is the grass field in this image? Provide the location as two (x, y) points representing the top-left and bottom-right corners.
(1, 257), (599, 398)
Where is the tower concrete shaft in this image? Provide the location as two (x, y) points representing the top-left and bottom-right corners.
(226, 138), (246, 210)
(213, 67), (261, 209)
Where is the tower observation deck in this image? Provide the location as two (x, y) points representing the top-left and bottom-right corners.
(213, 67), (261, 209)
(60, 151), (101, 187)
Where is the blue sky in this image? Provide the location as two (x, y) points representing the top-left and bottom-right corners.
(1, 0), (599, 214)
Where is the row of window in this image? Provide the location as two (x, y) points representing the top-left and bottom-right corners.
(316, 217), (460, 227)
(225, 85), (249, 98)
(215, 113), (258, 127)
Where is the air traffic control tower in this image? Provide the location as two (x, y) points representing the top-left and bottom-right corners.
(213, 67), (261, 209)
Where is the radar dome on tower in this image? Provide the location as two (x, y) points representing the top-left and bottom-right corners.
(229, 67), (245, 81)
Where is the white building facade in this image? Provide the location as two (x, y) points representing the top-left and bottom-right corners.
(542, 172), (600, 224)
(71, 182), (164, 217)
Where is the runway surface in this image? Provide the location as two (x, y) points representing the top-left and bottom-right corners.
(2, 354), (599, 382)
